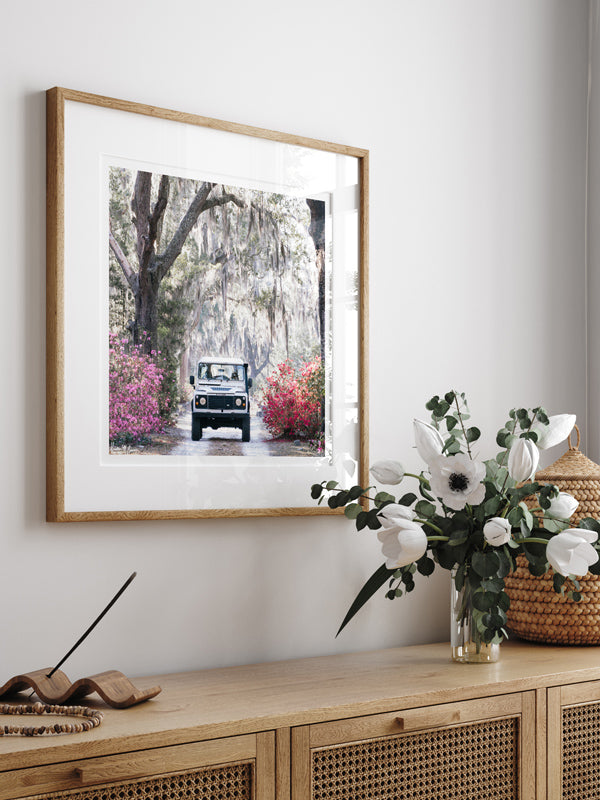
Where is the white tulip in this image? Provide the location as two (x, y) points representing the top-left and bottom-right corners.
(548, 492), (579, 521)
(546, 529), (599, 577)
(507, 438), (540, 482)
(370, 460), (405, 485)
(378, 503), (416, 528)
(413, 418), (445, 465)
(483, 517), (512, 547)
(533, 414), (576, 450)
(377, 519), (428, 569)
(428, 453), (486, 511)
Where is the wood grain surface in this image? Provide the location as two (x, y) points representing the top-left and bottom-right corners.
(1, 640), (600, 773)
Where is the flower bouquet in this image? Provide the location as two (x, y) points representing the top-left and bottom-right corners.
(311, 391), (600, 662)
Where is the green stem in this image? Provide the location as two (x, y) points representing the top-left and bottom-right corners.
(453, 391), (472, 458)
(414, 519), (445, 535)
(405, 472), (430, 484)
(427, 535), (450, 542)
(516, 536), (548, 545)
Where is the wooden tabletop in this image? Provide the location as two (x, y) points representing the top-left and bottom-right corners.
(1, 640), (600, 771)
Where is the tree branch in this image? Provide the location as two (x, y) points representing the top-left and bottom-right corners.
(155, 182), (214, 281)
(131, 171), (152, 270)
(202, 192), (246, 212)
(148, 175), (170, 250)
(109, 231), (139, 294)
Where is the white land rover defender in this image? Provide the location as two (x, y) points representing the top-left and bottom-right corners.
(189, 357), (253, 442)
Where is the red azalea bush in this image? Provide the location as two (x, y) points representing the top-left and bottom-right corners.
(109, 333), (170, 445)
(261, 357), (324, 440)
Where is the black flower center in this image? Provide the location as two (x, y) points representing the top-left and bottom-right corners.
(449, 472), (469, 493)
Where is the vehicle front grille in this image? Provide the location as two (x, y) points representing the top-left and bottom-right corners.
(208, 396), (237, 410)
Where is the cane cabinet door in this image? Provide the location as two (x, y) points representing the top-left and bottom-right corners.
(548, 680), (600, 800)
(0, 732), (275, 800)
(291, 693), (536, 800)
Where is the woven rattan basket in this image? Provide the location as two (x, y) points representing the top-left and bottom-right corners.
(504, 427), (600, 644)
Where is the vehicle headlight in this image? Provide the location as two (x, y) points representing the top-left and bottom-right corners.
(195, 395), (207, 408)
(235, 398), (242, 407)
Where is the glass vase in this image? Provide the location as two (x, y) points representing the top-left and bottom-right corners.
(450, 569), (500, 663)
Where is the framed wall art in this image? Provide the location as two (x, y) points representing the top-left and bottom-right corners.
(46, 87), (369, 521)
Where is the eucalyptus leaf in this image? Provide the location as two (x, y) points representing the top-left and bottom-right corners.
(528, 562), (548, 577)
(472, 551), (500, 578)
(578, 518), (600, 534)
(507, 506), (523, 527)
(415, 500), (436, 518)
(496, 429), (510, 448)
(496, 551), (512, 579)
(543, 518), (567, 534)
(449, 532), (469, 546)
(497, 591), (511, 611)
(466, 426), (481, 443)
(473, 591), (496, 611)
(454, 562), (466, 592)
(366, 508), (382, 529)
(355, 511), (368, 531)
(336, 563), (393, 636)
(416, 556), (435, 576)
(483, 495), (503, 516)
(344, 503), (362, 520)
(481, 577), (504, 593)
(347, 485), (364, 501)
(374, 491), (395, 506)
(398, 492), (418, 506)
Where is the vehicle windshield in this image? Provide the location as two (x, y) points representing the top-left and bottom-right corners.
(198, 363), (246, 382)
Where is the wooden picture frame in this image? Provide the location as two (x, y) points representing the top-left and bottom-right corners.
(46, 87), (369, 521)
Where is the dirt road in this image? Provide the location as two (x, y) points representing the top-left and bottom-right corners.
(111, 405), (315, 457)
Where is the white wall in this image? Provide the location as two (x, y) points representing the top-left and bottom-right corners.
(0, 1), (590, 680)
(587, 1), (600, 462)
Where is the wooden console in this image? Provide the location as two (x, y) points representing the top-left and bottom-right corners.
(1, 641), (599, 799)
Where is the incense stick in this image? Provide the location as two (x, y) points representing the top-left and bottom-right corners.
(47, 572), (137, 679)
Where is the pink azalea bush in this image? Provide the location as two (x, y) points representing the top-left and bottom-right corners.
(109, 333), (170, 445)
(261, 357), (324, 441)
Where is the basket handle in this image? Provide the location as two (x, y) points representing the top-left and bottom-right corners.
(568, 424), (581, 451)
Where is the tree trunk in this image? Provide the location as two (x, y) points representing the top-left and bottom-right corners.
(306, 199), (326, 363)
(110, 175), (245, 355)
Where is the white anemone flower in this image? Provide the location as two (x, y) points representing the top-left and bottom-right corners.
(378, 503), (416, 527)
(377, 519), (428, 569)
(548, 492), (579, 521)
(413, 418), (444, 465)
(507, 438), (540, 483)
(483, 517), (512, 547)
(429, 453), (486, 511)
(370, 460), (405, 485)
(546, 529), (599, 577)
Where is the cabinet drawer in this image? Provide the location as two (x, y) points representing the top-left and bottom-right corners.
(548, 680), (600, 800)
(0, 732), (274, 800)
(292, 692), (536, 800)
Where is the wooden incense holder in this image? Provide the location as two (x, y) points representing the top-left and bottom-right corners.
(0, 669), (161, 709)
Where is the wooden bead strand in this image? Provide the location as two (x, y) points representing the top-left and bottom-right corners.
(0, 702), (103, 736)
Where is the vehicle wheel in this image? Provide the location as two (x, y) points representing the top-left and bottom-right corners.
(242, 417), (250, 442)
(191, 417), (203, 441)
